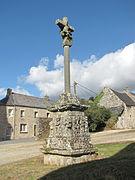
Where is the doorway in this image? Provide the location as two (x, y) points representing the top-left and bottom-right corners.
(33, 125), (37, 136)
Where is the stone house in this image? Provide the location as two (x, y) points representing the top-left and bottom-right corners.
(0, 88), (54, 141)
(99, 87), (135, 129)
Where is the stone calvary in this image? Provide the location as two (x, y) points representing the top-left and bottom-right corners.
(42, 17), (97, 166)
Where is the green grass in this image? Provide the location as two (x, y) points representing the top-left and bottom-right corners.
(0, 142), (135, 180)
(96, 142), (131, 157)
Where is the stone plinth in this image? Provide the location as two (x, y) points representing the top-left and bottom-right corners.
(42, 93), (97, 165)
(44, 153), (97, 166)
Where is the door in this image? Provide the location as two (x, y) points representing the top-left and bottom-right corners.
(34, 125), (37, 136)
(6, 126), (13, 140)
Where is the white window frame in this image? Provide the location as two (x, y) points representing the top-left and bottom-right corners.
(34, 111), (38, 118)
(20, 124), (27, 133)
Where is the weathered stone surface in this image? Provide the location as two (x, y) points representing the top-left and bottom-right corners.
(56, 17), (74, 94)
(49, 93), (87, 112)
(42, 17), (97, 165)
(56, 17), (74, 47)
(99, 87), (135, 129)
(46, 111), (93, 155)
(109, 106), (124, 115)
(44, 153), (97, 166)
(42, 93), (96, 160)
(36, 117), (52, 140)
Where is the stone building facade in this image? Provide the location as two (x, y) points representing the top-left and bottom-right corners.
(0, 89), (54, 141)
(99, 87), (135, 129)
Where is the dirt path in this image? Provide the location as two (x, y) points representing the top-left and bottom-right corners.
(0, 129), (135, 166)
(0, 141), (43, 165)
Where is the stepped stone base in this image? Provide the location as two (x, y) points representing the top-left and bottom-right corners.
(44, 153), (97, 166)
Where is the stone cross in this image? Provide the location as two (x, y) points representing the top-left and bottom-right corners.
(56, 17), (74, 94)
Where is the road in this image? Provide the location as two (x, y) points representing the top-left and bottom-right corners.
(91, 129), (135, 144)
(0, 129), (135, 165)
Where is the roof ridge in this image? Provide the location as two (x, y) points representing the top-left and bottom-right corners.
(12, 92), (45, 100)
(111, 89), (135, 106)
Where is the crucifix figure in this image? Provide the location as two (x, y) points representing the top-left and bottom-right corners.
(56, 17), (74, 94)
(56, 17), (74, 47)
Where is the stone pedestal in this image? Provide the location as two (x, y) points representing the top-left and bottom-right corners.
(42, 93), (97, 166)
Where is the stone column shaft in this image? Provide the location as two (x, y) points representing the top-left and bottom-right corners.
(64, 45), (70, 93)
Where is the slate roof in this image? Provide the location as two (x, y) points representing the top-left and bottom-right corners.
(131, 92), (135, 96)
(112, 90), (135, 106)
(0, 92), (55, 109)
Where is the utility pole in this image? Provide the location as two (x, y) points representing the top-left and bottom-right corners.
(74, 81), (77, 95)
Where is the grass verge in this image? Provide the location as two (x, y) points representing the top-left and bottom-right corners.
(0, 142), (134, 180)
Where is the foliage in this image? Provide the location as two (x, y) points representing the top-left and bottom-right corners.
(85, 104), (111, 131)
(105, 113), (118, 129)
(79, 98), (90, 105)
(89, 96), (94, 101)
(93, 91), (104, 105)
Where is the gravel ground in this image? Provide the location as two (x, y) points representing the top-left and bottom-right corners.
(0, 129), (135, 165)
(0, 140), (43, 165)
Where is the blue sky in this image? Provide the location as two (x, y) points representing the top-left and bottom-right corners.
(0, 0), (135, 99)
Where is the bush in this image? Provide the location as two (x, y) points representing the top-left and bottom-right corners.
(105, 114), (118, 130)
(85, 104), (111, 132)
(79, 98), (90, 105)
(93, 91), (104, 105)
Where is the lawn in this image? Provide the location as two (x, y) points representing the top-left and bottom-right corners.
(0, 142), (135, 180)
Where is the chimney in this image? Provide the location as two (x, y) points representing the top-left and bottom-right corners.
(6, 88), (12, 96)
(123, 88), (131, 94)
(44, 95), (49, 101)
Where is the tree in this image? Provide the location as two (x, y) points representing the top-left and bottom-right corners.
(85, 104), (111, 132)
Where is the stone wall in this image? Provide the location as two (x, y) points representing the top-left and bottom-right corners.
(117, 105), (135, 129)
(0, 105), (52, 140)
(99, 87), (123, 108)
(36, 117), (52, 140)
(99, 87), (135, 129)
(0, 106), (9, 141)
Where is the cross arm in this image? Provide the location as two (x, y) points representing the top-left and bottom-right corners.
(56, 19), (65, 30)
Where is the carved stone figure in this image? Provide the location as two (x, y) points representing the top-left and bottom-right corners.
(56, 17), (74, 47)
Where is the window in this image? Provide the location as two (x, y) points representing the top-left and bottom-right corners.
(47, 112), (50, 118)
(34, 111), (38, 118)
(20, 124), (27, 133)
(20, 110), (25, 117)
(8, 109), (13, 117)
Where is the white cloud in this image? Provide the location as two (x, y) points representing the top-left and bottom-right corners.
(54, 54), (64, 68)
(13, 86), (31, 96)
(0, 88), (6, 96)
(24, 43), (135, 99)
(0, 86), (31, 98)
(39, 57), (49, 66)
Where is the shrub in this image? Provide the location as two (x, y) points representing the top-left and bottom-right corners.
(93, 91), (104, 105)
(85, 104), (111, 132)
